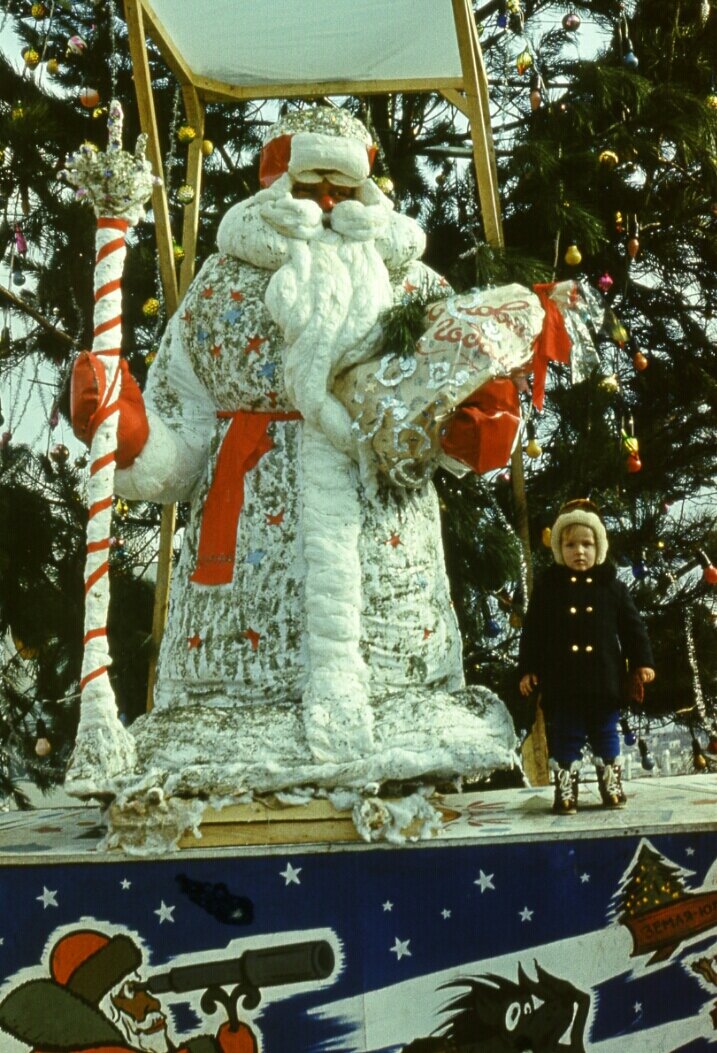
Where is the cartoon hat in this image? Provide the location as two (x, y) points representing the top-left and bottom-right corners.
(551, 498), (608, 565)
(49, 929), (142, 1004)
(259, 107), (377, 188)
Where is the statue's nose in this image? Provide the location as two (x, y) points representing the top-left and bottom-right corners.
(318, 192), (337, 212)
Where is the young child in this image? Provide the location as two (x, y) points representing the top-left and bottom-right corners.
(519, 499), (655, 815)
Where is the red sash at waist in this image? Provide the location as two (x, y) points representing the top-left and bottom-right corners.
(191, 409), (302, 586)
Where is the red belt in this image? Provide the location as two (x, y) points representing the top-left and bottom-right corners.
(191, 409), (301, 586)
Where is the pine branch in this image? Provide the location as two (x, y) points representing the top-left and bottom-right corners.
(0, 284), (74, 347)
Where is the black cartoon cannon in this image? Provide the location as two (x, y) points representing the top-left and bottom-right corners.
(147, 939), (336, 1030)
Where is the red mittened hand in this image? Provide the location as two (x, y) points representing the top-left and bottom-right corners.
(71, 351), (149, 469)
(440, 377), (520, 475)
(216, 1021), (258, 1053)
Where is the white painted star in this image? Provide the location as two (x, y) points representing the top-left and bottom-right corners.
(519, 906), (534, 922)
(634, 1002), (642, 1014)
(382, 899), (394, 912)
(0, 937), (4, 945)
(686, 847), (695, 856)
(280, 862), (302, 886)
(474, 870), (495, 893)
(37, 887), (58, 909)
(390, 937), (411, 960)
(580, 872), (591, 883)
(441, 908), (452, 919)
(154, 901), (175, 924)
(120, 878), (132, 890)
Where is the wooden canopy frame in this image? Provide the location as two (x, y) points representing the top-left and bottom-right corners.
(121, 0), (548, 783)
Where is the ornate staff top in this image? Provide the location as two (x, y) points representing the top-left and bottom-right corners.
(60, 100), (157, 225)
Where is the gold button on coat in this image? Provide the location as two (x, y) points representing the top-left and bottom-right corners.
(585, 645), (593, 652)
(571, 644), (579, 652)
(570, 607), (577, 614)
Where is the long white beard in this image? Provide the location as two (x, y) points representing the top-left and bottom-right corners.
(262, 194), (393, 763)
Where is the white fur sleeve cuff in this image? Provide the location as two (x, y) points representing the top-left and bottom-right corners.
(114, 411), (208, 504)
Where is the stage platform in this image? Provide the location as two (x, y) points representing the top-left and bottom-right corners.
(1, 776), (716, 1052)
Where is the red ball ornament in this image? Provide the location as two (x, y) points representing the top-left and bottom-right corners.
(79, 87), (100, 109)
(632, 351), (648, 371)
(703, 564), (717, 585)
(627, 236), (640, 260)
(597, 273), (614, 293)
(626, 451), (642, 473)
(708, 737), (717, 755)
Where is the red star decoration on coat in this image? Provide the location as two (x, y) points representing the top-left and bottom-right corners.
(187, 633), (203, 650)
(200, 287), (214, 299)
(423, 628), (434, 640)
(266, 511), (285, 526)
(211, 344), (222, 358)
(386, 532), (402, 548)
(267, 390), (278, 407)
(403, 279), (418, 293)
(244, 336), (266, 356)
(181, 309), (193, 323)
(230, 290), (245, 302)
(242, 628), (261, 651)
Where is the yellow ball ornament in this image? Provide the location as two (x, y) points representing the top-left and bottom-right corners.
(177, 125), (197, 143)
(142, 297), (160, 317)
(541, 526), (552, 548)
(145, 350), (157, 366)
(11, 106), (24, 121)
(375, 175), (395, 195)
(525, 437), (542, 459)
(173, 242), (185, 263)
(706, 93), (717, 110)
(598, 149), (619, 169)
(23, 48), (40, 69)
(201, 139), (214, 156)
(31, 2), (47, 16)
(176, 183), (195, 205)
(46, 57), (59, 74)
(599, 373), (620, 393)
(564, 243), (582, 266)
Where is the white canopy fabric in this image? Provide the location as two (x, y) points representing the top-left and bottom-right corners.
(145, 0), (463, 87)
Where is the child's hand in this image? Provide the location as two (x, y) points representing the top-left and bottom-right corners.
(637, 667), (655, 684)
(520, 673), (539, 696)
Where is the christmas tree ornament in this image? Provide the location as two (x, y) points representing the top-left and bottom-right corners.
(46, 57), (59, 74)
(562, 11), (581, 31)
(22, 48), (40, 69)
(708, 735), (717, 755)
(31, 2), (47, 16)
(49, 442), (70, 464)
(12, 269), (26, 287)
(529, 72), (543, 112)
(509, 611), (522, 629)
(622, 425), (642, 473)
(507, 0), (524, 33)
(631, 559), (648, 580)
(14, 226), (27, 254)
(597, 272), (614, 293)
(485, 617), (501, 638)
(62, 100), (155, 793)
(703, 563), (717, 585)
(145, 349), (157, 365)
(638, 737), (655, 771)
(633, 350), (648, 371)
(142, 296), (160, 317)
(706, 93), (717, 110)
(524, 420), (541, 458)
(11, 106), (24, 121)
(496, 1), (508, 29)
(564, 243), (582, 266)
(0, 326), (11, 356)
(173, 242), (185, 263)
(541, 526), (552, 547)
(599, 373), (620, 393)
(598, 149), (619, 169)
(201, 139), (214, 156)
(13, 635), (38, 660)
(74, 453), (89, 469)
(605, 308), (628, 345)
(93, 106), (108, 119)
(623, 44), (639, 70)
(35, 719), (51, 757)
(374, 175), (394, 195)
(620, 718), (637, 747)
(627, 235), (640, 260)
(66, 34), (87, 56)
(79, 87), (100, 109)
(115, 498), (129, 518)
(177, 183), (195, 204)
(177, 125), (197, 143)
(516, 50), (532, 75)
(692, 739), (708, 770)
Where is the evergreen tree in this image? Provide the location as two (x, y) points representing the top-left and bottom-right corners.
(0, 0), (715, 804)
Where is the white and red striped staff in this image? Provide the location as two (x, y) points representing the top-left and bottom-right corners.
(62, 102), (156, 796)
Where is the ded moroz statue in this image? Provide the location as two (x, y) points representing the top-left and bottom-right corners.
(70, 107), (522, 834)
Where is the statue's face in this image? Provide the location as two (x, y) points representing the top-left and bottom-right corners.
(292, 177), (356, 213)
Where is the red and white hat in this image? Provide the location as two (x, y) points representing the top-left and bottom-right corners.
(259, 107), (377, 189)
(49, 929), (142, 1004)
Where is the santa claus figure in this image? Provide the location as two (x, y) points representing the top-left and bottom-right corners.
(72, 107), (518, 807)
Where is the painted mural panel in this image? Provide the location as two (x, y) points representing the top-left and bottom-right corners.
(1, 833), (717, 1051)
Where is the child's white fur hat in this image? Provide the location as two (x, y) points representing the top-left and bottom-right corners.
(551, 498), (608, 565)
